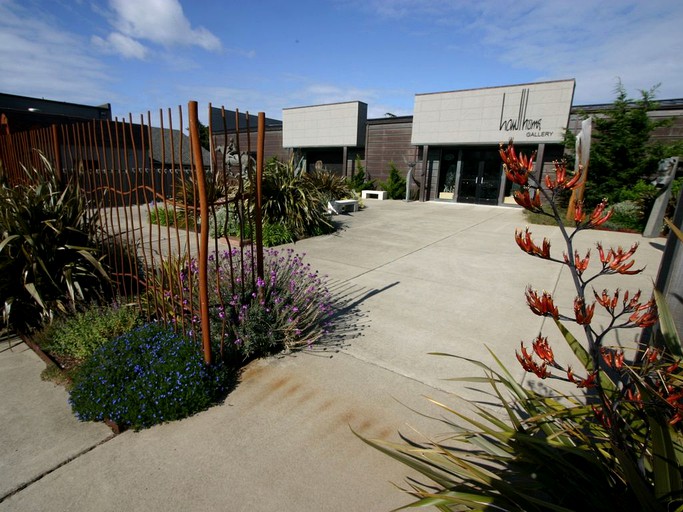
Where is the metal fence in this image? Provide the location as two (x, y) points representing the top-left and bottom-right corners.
(0, 101), (265, 364)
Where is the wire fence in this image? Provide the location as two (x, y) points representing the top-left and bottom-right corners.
(0, 101), (266, 363)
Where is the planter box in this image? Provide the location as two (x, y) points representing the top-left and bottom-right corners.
(439, 192), (454, 200)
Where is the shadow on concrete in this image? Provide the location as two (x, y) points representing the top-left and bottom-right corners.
(306, 279), (400, 355)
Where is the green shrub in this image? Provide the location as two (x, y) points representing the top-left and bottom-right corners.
(98, 235), (146, 299)
(0, 152), (108, 330)
(603, 199), (644, 231)
(261, 157), (333, 240)
(379, 162), (406, 199)
(262, 221), (294, 246)
(584, 82), (670, 207)
(148, 203), (195, 229)
(347, 155), (375, 192)
(666, 177), (683, 223)
(207, 207), (292, 247)
(39, 302), (140, 362)
(171, 171), (225, 209)
(303, 168), (351, 202)
(208, 206), (252, 240)
(69, 323), (232, 430)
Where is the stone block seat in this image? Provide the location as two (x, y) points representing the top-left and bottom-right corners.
(327, 199), (359, 214)
(361, 190), (387, 200)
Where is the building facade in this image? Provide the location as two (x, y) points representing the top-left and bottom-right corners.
(252, 79), (683, 206)
(12, 81), (675, 207)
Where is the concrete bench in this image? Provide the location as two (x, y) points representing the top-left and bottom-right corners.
(361, 190), (387, 200)
(327, 199), (359, 214)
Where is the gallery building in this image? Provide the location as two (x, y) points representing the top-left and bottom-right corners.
(218, 78), (683, 206)
(222, 79), (575, 205)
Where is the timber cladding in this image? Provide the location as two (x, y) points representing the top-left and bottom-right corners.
(365, 118), (416, 183)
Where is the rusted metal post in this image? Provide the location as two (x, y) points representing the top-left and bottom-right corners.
(188, 101), (212, 365)
(255, 113), (265, 281)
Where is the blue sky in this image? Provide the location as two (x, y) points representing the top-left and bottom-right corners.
(1, 0), (682, 123)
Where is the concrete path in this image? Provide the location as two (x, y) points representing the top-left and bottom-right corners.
(0, 200), (665, 511)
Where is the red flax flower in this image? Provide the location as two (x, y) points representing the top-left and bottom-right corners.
(544, 161), (583, 190)
(574, 297), (595, 325)
(513, 188), (542, 211)
(665, 391), (683, 425)
(515, 228), (551, 258)
(644, 346), (661, 363)
(594, 288), (621, 313)
(592, 405), (612, 428)
(623, 289), (642, 311)
(532, 335), (556, 366)
(624, 387), (642, 405)
(629, 300), (658, 328)
(500, 142), (535, 185)
(587, 199), (613, 227)
(567, 367), (598, 389)
(596, 242), (643, 275)
(600, 347), (624, 370)
(517, 342), (551, 378)
(564, 164), (583, 190)
(563, 249), (590, 275)
(525, 286), (559, 318)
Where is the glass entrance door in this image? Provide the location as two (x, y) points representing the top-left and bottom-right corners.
(457, 149), (502, 205)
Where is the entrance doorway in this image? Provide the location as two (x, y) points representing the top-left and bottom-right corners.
(457, 148), (502, 205)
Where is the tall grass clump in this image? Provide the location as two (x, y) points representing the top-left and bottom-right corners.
(261, 157), (335, 240)
(0, 152), (108, 330)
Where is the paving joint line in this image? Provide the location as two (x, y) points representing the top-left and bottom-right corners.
(0, 433), (118, 504)
(333, 210), (511, 284)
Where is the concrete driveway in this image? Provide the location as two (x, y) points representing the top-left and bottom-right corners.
(0, 200), (665, 511)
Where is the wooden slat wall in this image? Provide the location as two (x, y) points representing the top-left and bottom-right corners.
(365, 119), (415, 183)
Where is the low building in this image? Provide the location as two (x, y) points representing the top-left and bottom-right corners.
(246, 79), (683, 206)
(0, 92), (112, 134)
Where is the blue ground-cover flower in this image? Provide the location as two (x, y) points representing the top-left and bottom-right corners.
(69, 323), (233, 430)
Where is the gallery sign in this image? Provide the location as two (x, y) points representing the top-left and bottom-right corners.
(411, 79), (575, 145)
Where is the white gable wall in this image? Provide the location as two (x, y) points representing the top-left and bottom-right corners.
(282, 101), (367, 148)
(411, 80), (575, 145)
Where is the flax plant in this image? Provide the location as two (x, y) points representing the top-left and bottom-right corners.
(0, 152), (108, 330)
(359, 142), (683, 511)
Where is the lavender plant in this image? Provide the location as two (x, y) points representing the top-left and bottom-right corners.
(151, 248), (334, 364)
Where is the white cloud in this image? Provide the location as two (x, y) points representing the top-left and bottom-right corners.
(0, 1), (111, 104)
(92, 32), (149, 59)
(354, 0), (683, 103)
(462, 0), (683, 102)
(105, 0), (222, 55)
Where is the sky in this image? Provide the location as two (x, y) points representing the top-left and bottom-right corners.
(1, 0), (682, 124)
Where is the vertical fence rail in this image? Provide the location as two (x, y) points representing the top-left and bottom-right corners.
(0, 101), (265, 364)
(255, 113), (265, 281)
(188, 101), (212, 364)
